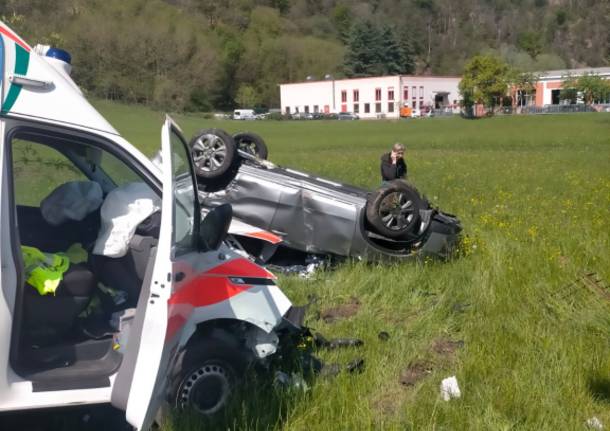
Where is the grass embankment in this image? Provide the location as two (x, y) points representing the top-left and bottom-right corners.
(96, 100), (610, 430)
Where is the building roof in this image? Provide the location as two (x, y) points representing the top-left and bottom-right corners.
(280, 74), (461, 86)
(537, 67), (610, 80)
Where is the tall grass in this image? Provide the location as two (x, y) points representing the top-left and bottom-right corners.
(96, 101), (610, 430)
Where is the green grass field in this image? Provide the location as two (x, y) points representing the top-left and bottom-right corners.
(96, 101), (610, 430)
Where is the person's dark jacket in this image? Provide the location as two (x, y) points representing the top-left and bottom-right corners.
(380, 152), (407, 181)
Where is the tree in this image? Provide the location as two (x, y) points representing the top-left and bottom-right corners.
(576, 73), (610, 104)
(517, 32), (544, 59)
(397, 30), (417, 75)
(344, 21), (415, 77)
(379, 25), (405, 75)
(459, 55), (512, 113)
(513, 71), (539, 107)
(235, 84), (259, 108)
(344, 21), (379, 77)
(331, 4), (352, 41)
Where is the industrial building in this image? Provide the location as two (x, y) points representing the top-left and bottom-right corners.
(279, 75), (462, 119)
(531, 67), (610, 106)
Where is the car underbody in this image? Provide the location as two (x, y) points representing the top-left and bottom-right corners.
(194, 138), (462, 265)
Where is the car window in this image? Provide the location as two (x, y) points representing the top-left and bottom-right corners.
(11, 139), (88, 207)
(97, 150), (143, 187)
(169, 127), (198, 256)
(11, 134), (156, 209)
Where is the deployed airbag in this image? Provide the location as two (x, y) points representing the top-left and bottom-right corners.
(93, 182), (160, 257)
(40, 180), (103, 226)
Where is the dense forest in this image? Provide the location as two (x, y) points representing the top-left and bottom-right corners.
(1, 0), (608, 111)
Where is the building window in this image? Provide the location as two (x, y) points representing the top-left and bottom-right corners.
(295, 106), (299, 113)
(419, 101), (424, 108)
(314, 105), (319, 113)
(304, 105), (309, 113)
(285, 106), (291, 114)
(354, 103), (359, 113)
(403, 87), (409, 100)
(324, 105), (330, 113)
(341, 104), (347, 112)
(388, 102), (394, 113)
(388, 88), (394, 101)
(412, 86), (416, 99)
(419, 86), (424, 98)
(412, 101), (416, 108)
(353, 89), (359, 102)
(375, 88), (382, 101)
(375, 103), (382, 113)
(341, 90), (347, 103)
(364, 103), (370, 113)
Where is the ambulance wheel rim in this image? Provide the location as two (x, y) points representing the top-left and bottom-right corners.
(179, 363), (232, 415)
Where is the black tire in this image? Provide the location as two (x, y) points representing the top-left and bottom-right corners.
(233, 132), (268, 159)
(366, 180), (423, 238)
(189, 128), (237, 179)
(170, 337), (248, 416)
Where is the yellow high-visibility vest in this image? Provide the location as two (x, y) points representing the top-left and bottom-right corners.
(21, 246), (70, 295)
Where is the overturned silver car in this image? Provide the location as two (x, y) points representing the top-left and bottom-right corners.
(191, 129), (462, 263)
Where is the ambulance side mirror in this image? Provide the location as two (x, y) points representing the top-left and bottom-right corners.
(199, 204), (232, 252)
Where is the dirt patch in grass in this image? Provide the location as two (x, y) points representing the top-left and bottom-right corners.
(399, 361), (433, 386)
(320, 296), (361, 323)
(431, 338), (464, 360)
(371, 385), (407, 417)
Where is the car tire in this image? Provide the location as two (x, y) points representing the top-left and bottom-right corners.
(366, 180), (423, 238)
(233, 132), (268, 160)
(189, 129), (236, 179)
(170, 336), (248, 417)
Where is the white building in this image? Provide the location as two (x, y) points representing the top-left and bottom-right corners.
(280, 75), (462, 119)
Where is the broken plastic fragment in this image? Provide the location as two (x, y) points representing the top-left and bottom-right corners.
(586, 417), (604, 430)
(440, 376), (461, 401)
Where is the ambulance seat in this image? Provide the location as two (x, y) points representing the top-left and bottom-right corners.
(23, 263), (97, 337)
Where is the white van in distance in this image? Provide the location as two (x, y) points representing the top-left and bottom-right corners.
(233, 109), (256, 120)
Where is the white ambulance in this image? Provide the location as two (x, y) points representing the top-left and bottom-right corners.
(0, 21), (299, 429)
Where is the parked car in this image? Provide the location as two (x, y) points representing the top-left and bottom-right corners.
(337, 112), (359, 120)
(292, 112), (314, 120)
(190, 132), (462, 263)
(0, 22), (300, 429)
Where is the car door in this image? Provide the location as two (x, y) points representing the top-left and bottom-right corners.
(111, 115), (201, 430)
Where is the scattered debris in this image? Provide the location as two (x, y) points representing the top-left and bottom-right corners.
(314, 333), (363, 349)
(267, 255), (327, 279)
(273, 371), (310, 392)
(319, 363), (342, 378)
(451, 302), (472, 313)
(440, 376), (461, 401)
(432, 338), (464, 358)
(320, 296), (361, 323)
(399, 361), (433, 386)
(378, 331), (390, 341)
(586, 416), (604, 430)
(346, 358), (365, 374)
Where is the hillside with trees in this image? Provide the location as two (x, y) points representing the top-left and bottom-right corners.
(1, 0), (608, 111)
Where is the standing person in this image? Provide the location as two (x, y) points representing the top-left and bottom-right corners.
(380, 142), (407, 183)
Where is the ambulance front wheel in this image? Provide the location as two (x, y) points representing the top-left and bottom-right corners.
(171, 337), (247, 416)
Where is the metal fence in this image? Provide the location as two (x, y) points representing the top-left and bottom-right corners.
(521, 104), (596, 114)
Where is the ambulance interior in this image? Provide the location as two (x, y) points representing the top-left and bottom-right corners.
(8, 129), (160, 387)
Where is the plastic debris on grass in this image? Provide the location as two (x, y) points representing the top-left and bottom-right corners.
(586, 417), (604, 430)
(440, 376), (461, 401)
